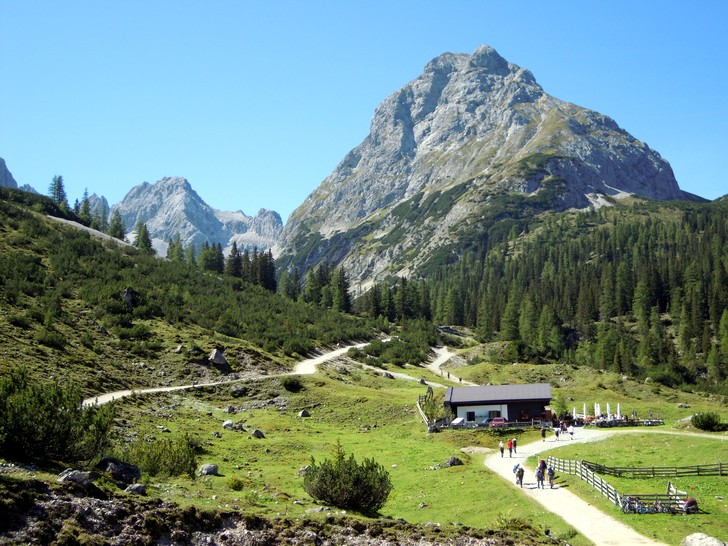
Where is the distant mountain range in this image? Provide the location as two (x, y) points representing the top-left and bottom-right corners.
(1, 45), (712, 278)
(110, 177), (282, 255)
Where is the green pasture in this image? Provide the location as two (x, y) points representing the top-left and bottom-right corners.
(111, 368), (592, 545)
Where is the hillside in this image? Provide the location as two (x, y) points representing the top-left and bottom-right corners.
(1, 191), (728, 545)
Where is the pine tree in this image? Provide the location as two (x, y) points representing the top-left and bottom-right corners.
(79, 188), (91, 223)
(48, 175), (68, 209)
(133, 220), (154, 254)
(224, 241), (243, 277)
(107, 210), (126, 240)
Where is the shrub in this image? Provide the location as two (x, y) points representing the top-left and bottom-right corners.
(226, 476), (245, 491)
(114, 434), (199, 478)
(281, 376), (304, 393)
(303, 442), (392, 513)
(691, 412), (723, 432)
(0, 368), (115, 462)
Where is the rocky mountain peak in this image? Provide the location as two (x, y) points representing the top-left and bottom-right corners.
(0, 157), (18, 189)
(112, 177), (282, 255)
(278, 45), (697, 285)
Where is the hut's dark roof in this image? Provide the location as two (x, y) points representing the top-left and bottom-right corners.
(445, 383), (552, 405)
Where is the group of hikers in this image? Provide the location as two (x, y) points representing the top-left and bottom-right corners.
(498, 438), (518, 457)
(541, 421), (574, 442)
(513, 459), (555, 489)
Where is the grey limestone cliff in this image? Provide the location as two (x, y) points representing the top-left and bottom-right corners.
(278, 45), (697, 284)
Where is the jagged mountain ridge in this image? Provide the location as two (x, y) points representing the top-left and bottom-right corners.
(0, 157), (18, 189)
(111, 177), (282, 255)
(277, 45), (700, 286)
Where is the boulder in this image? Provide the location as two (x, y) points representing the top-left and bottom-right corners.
(58, 469), (95, 487)
(681, 533), (726, 546)
(199, 464), (219, 476)
(209, 349), (228, 365)
(125, 483), (147, 495)
(94, 458), (141, 485)
(443, 457), (464, 468)
(298, 409), (310, 418)
(222, 420), (234, 430)
(251, 429), (266, 439)
(297, 465), (310, 477)
(677, 403), (690, 408)
(231, 385), (248, 398)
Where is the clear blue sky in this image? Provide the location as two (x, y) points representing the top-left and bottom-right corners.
(1, 1), (726, 221)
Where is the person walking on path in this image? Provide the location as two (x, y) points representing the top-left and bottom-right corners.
(512, 437), (517, 454)
(499, 440), (504, 457)
(535, 466), (545, 489)
(568, 424), (574, 439)
(516, 465), (525, 487)
(507, 439), (513, 457)
(555, 428), (560, 441)
(541, 427), (546, 442)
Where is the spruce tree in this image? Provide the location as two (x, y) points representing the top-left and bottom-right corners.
(107, 210), (126, 240)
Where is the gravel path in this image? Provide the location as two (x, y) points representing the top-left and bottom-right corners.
(483, 427), (668, 546)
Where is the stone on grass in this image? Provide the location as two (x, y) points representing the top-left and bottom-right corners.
(252, 429), (266, 439)
(222, 420), (233, 430)
(681, 533), (726, 546)
(58, 469), (95, 487)
(94, 457), (141, 485)
(125, 483), (147, 495)
(443, 456), (463, 468)
(199, 464), (219, 476)
(298, 409), (310, 418)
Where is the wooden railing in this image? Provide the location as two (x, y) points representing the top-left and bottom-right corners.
(547, 456), (694, 511)
(582, 460), (728, 478)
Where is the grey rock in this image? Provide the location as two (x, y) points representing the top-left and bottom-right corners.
(297, 465), (310, 477)
(297, 409), (310, 418)
(224, 405), (237, 414)
(125, 483), (147, 495)
(222, 420), (234, 429)
(251, 429), (266, 439)
(58, 469), (95, 487)
(209, 349), (227, 365)
(199, 464), (219, 476)
(677, 403), (690, 408)
(230, 385), (248, 398)
(681, 533), (726, 546)
(94, 458), (141, 485)
(443, 456), (464, 468)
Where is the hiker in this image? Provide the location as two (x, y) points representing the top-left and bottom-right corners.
(499, 440), (504, 457)
(541, 427), (546, 442)
(535, 467), (545, 489)
(568, 424), (574, 439)
(507, 439), (513, 457)
(554, 428), (560, 441)
(516, 465), (525, 487)
(447, 371), (450, 379)
(547, 466), (555, 488)
(512, 437), (517, 454)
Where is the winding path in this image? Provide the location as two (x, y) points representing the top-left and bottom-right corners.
(84, 342), (370, 407)
(483, 427), (668, 546)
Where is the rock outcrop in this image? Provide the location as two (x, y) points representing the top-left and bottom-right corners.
(0, 157), (18, 189)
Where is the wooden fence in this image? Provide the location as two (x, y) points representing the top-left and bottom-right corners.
(547, 456), (696, 511)
(548, 456), (621, 506)
(582, 460), (728, 478)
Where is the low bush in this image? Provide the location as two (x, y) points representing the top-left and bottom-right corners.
(691, 412), (723, 432)
(114, 434), (199, 478)
(281, 376), (304, 393)
(0, 368), (115, 462)
(303, 442), (392, 513)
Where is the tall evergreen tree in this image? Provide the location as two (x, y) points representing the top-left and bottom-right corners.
(225, 241), (243, 277)
(133, 220), (154, 254)
(48, 175), (68, 209)
(107, 210), (126, 240)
